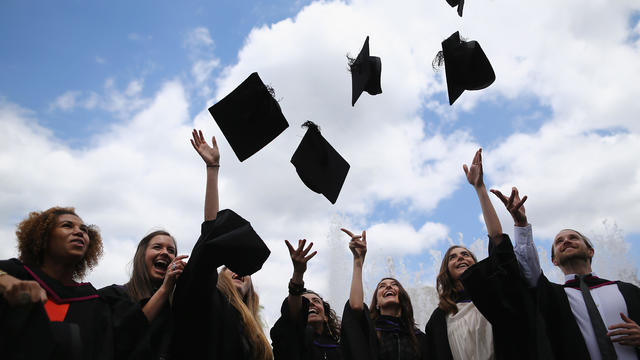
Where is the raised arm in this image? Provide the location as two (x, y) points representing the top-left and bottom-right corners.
(190, 129), (220, 221)
(463, 148), (503, 243)
(341, 228), (367, 311)
(284, 239), (317, 320)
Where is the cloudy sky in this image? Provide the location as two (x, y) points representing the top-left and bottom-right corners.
(2, 0), (640, 329)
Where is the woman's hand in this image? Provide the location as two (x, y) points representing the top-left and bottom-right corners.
(285, 239), (317, 275)
(190, 129), (220, 167)
(341, 228), (367, 263)
(0, 276), (47, 306)
(463, 148), (484, 189)
(160, 255), (189, 290)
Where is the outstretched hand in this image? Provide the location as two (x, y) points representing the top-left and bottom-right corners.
(463, 148), (484, 188)
(608, 312), (640, 347)
(490, 187), (528, 227)
(341, 228), (367, 263)
(285, 239), (317, 275)
(160, 255), (189, 290)
(190, 129), (220, 167)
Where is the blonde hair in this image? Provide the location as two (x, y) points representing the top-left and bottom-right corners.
(217, 267), (273, 360)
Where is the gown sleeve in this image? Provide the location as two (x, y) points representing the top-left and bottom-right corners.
(270, 296), (311, 360)
(171, 209), (271, 360)
(424, 307), (453, 360)
(340, 301), (377, 360)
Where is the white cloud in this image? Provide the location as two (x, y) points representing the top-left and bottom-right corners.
(50, 91), (81, 111)
(4, 0), (640, 331)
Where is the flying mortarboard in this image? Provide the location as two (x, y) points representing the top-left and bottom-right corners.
(196, 209), (271, 276)
(350, 36), (382, 106)
(208, 72), (289, 162)
(446, 0), (464, 17)
(290, 121), (350, 204)
(441, 31), (495, 105)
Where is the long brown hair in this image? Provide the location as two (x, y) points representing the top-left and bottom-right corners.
(369, 277), (419, 353)
(16, 207), (103, 279)
(217, 267), (273, 360)
(303, 290), (341, 342)
(125, 230), (176, 301)
(436, 245), (478, 315)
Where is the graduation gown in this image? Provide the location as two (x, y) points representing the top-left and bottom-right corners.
(0, 258), (115, 360)
(98, 284), (173, 360)
(458, 234), (551, 360)
(271, 296), (344, 360)
(537, 274), (640, 359)
(170, 209), (271, 360)
(341, 301), (428, 360)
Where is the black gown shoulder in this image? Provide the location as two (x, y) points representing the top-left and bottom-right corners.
(341, 301), (426, 360)
(424, 307), (452, 360)
(99, 283), (174, 360)
(0, 258), (115, 360)
(171, 209), (271, 360)
(270, 296), (343, 360)
(460, 235), (553, 360)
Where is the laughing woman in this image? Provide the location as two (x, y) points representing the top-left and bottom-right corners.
(340, 229), (428, 360)
(271, 239), (344, 360)
(0, 207), (114, 360)
(99, 230), (188, 359)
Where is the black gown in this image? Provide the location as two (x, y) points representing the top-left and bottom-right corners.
(341, 301), (428, 360)
(456, 234), (553, 360)
(170, 209), (271, 360)
(270, 296), (344, 360)
(0, 258), (115, 360)
(98, 284), (173, 360)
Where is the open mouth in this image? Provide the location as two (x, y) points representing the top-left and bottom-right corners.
(308, 308), (319, 315)
(456, 263), (469, 269)
(70, 238), (85, 247)
(153, 258), (169, 272)
(383, 290), (396, 298)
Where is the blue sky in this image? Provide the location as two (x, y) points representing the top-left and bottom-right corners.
(2, 0), (640, 328)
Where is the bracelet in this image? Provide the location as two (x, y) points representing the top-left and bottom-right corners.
(0, 270), (7, 277)
(288, 279), (306, 296)
(207, 164), (220, 168)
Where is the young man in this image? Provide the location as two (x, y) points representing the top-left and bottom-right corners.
(492, 187), (640, 360)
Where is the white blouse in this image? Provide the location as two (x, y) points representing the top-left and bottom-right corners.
(446, 302), (495, 360)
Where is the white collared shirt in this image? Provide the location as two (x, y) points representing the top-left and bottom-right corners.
(513, 224), (637, 360)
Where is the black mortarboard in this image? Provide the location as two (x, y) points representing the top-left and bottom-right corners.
(208, 72), (289, 162)
(194, 209), (271, 276)
(446, 0), (464, 17)
(442, 31), (495, 105)
(290, 122), (350, 204)
(350, 36), (382, 106)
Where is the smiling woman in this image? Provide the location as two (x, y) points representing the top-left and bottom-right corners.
(0, 207), (115, 360)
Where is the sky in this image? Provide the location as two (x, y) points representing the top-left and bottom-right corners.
(2, 0), (640, 330)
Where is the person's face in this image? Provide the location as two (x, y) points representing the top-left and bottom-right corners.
(302, 293), (328, 324)
(552, 230), (593, 266)
(223, 269), (251, 297)
(447, 247), (475, 281)
(144, 235), (176, 283)
(376, 278), (401, 309)
(47, 214), (90, 264)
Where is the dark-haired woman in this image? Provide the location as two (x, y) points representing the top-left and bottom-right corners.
(99, 230), (188, 359)
(340, 228), (428, 360)
(170, 129), (272, 360)
(425, 148), (538, 360)
(271, 239), (344, 360)
(0, 207), (114, 360)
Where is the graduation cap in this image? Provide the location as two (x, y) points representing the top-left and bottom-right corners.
(441, 31), (495, 105)
(291, 121), (350, 204)
(350, 36), (382, 106)
(192, 209), (271, 276)
(446, 0), (464, 17)
(208, 72), (289, 162)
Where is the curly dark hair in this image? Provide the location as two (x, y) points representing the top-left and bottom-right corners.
(304, 290), (341, 342)
(16, 207), (103, 280)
